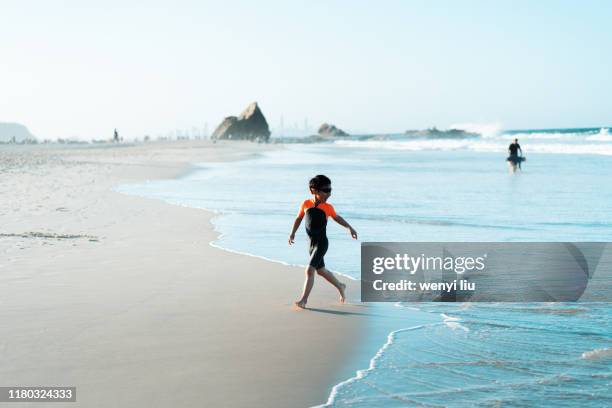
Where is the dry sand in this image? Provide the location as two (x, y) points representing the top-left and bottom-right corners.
(0, 140), (369, 407)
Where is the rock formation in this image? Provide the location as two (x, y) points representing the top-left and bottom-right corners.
(318, 123), (349, 137)
(211, 102), (271, 141)
(0, 122), (36, 143)
(405, 127), (479, 139)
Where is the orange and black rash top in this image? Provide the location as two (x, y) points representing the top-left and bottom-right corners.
(297, 199), (337, 219)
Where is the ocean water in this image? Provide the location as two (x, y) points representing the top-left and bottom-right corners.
(118, 127), (612, 407)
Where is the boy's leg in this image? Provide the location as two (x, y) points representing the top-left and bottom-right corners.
(295, 266), (316, 308)
(317, 267), (346, 303)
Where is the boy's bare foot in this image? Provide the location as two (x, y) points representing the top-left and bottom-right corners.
(339, 283), (346, 303)
(294, 300), (307, 309)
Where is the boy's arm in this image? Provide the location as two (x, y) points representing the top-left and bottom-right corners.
(333, 215), (358, 240)
(288, 216), (303, 245)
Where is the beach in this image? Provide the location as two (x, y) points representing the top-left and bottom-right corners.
(2, 134), (611, 408)
(0, 141), (367, 408)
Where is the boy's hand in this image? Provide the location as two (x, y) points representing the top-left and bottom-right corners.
(349, 228), (358, 240)
(288, 234), (295, 245)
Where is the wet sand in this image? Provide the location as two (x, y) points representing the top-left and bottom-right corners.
(0, 140), (367, 407)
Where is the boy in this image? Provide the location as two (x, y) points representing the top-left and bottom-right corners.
(288, 175), (358, 309)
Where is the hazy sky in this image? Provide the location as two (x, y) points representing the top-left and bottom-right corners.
(1, 0), (611, 139)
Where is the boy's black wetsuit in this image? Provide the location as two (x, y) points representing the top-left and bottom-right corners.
(304, 204), (329, 269)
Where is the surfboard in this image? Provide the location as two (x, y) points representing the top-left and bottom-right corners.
(506, 156), (526, 163)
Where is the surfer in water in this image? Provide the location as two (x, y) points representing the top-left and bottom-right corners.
(507, 138), (525, 173)
(288, 175), (358, 309)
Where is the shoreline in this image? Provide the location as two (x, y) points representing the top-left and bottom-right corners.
(0, 140), (371, 407)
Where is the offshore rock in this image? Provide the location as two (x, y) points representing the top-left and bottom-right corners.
(211, 102), (271, 141)
(318, 123), (349, 137)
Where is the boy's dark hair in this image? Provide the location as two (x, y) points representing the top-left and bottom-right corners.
(309, 175), (332, 191)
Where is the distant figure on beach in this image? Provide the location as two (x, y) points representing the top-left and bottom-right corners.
(289, 175), (358, 309)
(113, 128), (119, 142)
(507, 138), (525, 173)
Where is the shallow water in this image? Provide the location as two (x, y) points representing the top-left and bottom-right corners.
(320, 302), (611, 407)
